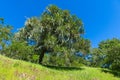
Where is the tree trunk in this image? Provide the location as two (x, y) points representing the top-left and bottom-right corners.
(39, 48), (46, 64)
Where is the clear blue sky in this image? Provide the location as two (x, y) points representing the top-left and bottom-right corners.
(0, 0), (120, 47)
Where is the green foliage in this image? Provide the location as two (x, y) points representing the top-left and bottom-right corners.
(43, 52), (85, 67)
(107, 44), (120, 70)
(4, 41), (35, 62)
(76, 38), (91, 54)
(90, 48), (104, 67)
(98, 38), (120, 70)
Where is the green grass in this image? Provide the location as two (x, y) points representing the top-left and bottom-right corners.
(0, 55), (120, 80)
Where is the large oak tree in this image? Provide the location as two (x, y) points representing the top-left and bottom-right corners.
(15, 5), (90, 64)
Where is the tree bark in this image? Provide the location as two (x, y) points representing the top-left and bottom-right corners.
(39, 48), (46, 64)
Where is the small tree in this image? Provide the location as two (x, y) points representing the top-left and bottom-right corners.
(106, 44), (120, 70)
(90, 48), (104, 67)
(0, 18), (12, 54)
(98, 38), (120, 70)
(4, 41), (35, 62)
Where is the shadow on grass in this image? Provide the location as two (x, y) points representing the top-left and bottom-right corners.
(42, 65), (84, 71)
(102, 69), (120, 78)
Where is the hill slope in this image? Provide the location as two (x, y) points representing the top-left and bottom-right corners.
(0, 55), (119, 80)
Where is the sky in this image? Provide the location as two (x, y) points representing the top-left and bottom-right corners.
(0, 0), (120, 47)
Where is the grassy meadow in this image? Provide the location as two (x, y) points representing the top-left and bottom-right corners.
(0, 55), (120, 80)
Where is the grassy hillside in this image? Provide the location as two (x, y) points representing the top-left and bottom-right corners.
(0, 55), (120, 80)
